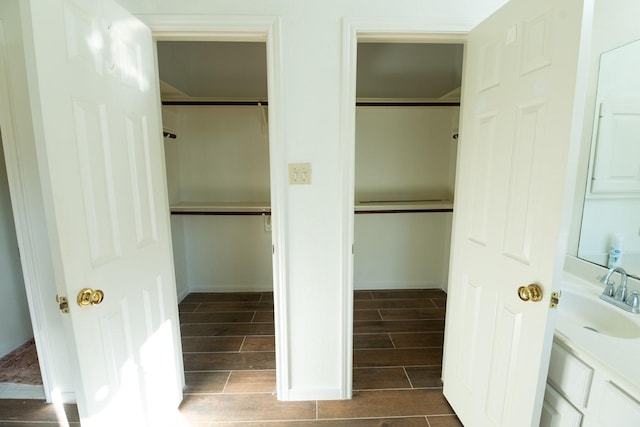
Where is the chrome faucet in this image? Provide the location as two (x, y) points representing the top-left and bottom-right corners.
(599, 266), (639, 314)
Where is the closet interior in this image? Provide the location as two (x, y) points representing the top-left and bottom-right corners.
(158, 41), (463, 296)
(354, 42), (463, 291)
(157, 41), (273, 299)
(0, 136), (44, 398)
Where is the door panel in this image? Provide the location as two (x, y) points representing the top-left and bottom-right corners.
(442, 0), (590, 425)
(25, 0), (183, 424)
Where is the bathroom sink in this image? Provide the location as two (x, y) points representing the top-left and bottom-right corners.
(558, 290), (640, 339)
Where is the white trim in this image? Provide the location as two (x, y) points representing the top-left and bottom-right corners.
(340, 17), (472, 400)
(142, 15), (290, 400)
(186, 284), (274, 293)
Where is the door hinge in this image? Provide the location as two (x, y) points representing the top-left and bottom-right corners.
(56, 294), (69, 314)
(550, 291), (561, 308)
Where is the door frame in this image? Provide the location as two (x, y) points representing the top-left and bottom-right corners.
(141, 15), (290, 398)
(339, 18), (472, 397)
(0, 18), (55, 402)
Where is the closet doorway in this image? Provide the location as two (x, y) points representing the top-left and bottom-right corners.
(0, 137), (45, 399)
(156, 41), (278, 393)
(352, 41), (463, 391)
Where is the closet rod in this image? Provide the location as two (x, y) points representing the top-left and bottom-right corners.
(161, 101), (460, 107)
(171, 209), (453, 216)
(162, 101), (268, 106)
(171, 211), (271, 216)
(355, 208), (453, 214)
(356, 101), (460, 107)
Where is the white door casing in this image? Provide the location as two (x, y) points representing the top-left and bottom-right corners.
(442, 0), (592, 425)
(24, 0), (183, 424)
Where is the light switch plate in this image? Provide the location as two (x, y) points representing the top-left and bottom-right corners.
(288, 163), (311, 185)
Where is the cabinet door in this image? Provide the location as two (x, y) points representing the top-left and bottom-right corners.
(592, 381), (640, 427)
(541, 384), (583, 427)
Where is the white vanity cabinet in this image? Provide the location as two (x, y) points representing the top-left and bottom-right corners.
(545, 337), (640, 426)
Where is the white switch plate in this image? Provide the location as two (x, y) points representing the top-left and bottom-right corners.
(288, 163), (311, 185)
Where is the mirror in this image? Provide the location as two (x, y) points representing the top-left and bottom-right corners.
(577, 4), (640, 277)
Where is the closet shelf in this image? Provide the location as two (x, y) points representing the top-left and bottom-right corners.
(355, 199), (453, 214)
(170, 200), (454, 215)
(170, 202), (271, 215)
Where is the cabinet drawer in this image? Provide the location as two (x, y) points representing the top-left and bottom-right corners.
(548, 344), (593, 408)
(541, 384), (583, 427)
(594, 381), (640, 426)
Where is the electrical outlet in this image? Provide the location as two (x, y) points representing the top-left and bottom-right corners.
(288, 163), (311, 185)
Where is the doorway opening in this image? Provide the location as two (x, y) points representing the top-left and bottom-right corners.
(351, 40), (463, 393)
(155, 40), (278, 393)
(0, 137), (44, 399)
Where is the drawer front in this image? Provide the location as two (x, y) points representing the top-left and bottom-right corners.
(548, 344), (594, 408)
(541, 384), (583, 427)
(594, 381), (640, 427)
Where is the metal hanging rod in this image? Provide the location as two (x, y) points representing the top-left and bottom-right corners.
(356, 101), (460, 107)
(161, 100), (460, 107)
(162, 101), (268, 106)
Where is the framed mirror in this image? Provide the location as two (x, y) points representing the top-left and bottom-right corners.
(576, 3), (640, 277)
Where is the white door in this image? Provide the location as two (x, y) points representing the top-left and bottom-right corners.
(442, 0), (590, 425)
(25, 0), (183, 425)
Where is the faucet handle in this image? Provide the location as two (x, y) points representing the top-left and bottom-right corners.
(597, 275), (615, 286)
(602, 281), (615, 297)
(626, 291), (640, 309)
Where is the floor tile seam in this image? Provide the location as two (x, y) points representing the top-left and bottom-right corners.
(187, 368), (276, 373)
(389, 333), (396, 349)
(238, 336), (248, 351)
(220, 371), (232, 394)
(181, 321), (275, 325)
(184, 391), (276, 396)
(353, 364), (443, 369)
(354, 346), (444, 350)
(403, 366), (415, 389)
(353, 386), (415, 392)
(353, 347), (443, 351)
(314, 414), (452, 421)
(353, 320), (445, 324)
(183, 334), (276, 337)
(183, 350), (276, 354)
(181, 334), (275, 338)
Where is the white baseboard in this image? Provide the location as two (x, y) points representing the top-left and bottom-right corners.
(187, 283), (274, 293)
(354, 281), (445, 291)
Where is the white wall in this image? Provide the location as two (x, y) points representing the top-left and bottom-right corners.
(165, 106), (270, 203)
(163, 106), (273, 294)
(354, 106), (458, 290)
(573, 1), (640, 274)
(355, 212), (453, 289)
(0, 138), (32, 358)
(166, 105), (457, 293)
(355, 106), (458, 201)
(569, 0), (640, 260)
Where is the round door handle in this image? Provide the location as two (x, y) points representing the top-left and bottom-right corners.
(518, 284), (543, 302)
(77, 288), (105, 307)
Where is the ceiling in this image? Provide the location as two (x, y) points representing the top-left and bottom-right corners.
(157, 41), (463, 102)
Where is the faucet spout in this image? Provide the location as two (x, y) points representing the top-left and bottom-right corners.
(604, 266), (628, 301)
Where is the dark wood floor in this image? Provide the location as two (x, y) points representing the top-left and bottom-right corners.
(0, 289), (461, 426)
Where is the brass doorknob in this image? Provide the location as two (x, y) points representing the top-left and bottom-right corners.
(518, 284), (543, 302)
(77, 288), (105, 307)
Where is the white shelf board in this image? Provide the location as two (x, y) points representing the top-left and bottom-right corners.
(355, 199), (453, 212)
(170, 201), (271, 213)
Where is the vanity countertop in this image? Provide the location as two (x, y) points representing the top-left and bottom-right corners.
(555, 272), (640, 397)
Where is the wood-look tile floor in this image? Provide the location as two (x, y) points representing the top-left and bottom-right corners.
(0, 289), (461, 427)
